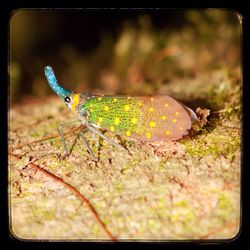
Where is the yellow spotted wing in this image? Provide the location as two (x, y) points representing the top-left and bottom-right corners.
(82, 95), (192, 142)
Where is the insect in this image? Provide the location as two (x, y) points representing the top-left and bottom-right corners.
(45, 66), (198, 160)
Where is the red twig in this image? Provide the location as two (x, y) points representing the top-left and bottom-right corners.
(10, 153), (117, 241)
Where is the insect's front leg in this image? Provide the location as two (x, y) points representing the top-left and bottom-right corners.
(58, 120), (82, 159)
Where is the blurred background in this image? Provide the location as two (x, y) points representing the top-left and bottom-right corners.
(10, 9), (240, 104)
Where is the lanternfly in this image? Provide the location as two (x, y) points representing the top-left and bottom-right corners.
(44, 66), (198, 160)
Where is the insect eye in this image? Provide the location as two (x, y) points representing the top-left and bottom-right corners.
(64, 96), (71, 103)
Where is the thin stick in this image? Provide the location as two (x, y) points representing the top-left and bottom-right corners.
(10, 153), (117, 241)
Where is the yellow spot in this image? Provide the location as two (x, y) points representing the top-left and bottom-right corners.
(124, 105), (130, 111)
(161, 115), (166, 120)
(175, 111), (179, 115)
(146, 132), (151, 139)
(149, 121), (156, 128)
(131, 117), (137, 124)
(104, 106), (109, 111)
(164, 103), (169, 108)
(90, 104), (93, 108)
(149, 107), (154, 112)
(113, 98), (117, 102)
(71, 94), (80, 112)
(138, 102), (143, 107)
(98, 97), (102, 101)
(127, 96), (131, 100)
(172, 119), (177, 123)
(126, 131), (131, 136)
(114, 117), (121, 125)
(150, 97), (154, 101)
(166, 130), (171, 135)
(110, 126), (115, 132)
(180, 127), (183, 130)
(97, 118), (103, 127)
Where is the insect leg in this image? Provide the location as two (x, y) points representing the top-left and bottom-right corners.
(86, 124), (129, 153)
(58, 120), (81, 157)
(79, 131), (98, 161)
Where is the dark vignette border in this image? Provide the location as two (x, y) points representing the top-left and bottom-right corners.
(0, 0), (249, 249)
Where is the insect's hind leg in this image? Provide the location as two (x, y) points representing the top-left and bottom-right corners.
(58, 120), (82, 158)
(79, 131), (98, 161)
(86, 124), (129, 153)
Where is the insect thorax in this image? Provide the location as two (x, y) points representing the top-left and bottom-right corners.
(70, 93), (94, 123)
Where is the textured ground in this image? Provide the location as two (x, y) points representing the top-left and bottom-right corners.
(9, 68), (241, 240)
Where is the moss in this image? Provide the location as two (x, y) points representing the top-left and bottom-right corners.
(31, 206), (55, 221)
(148, 219), (160, 230)
(47, 161), (64, 171)
(91, 224), (101, 235)
(217, 193), (233, 220)
(182, 129), (240, 158)
(43, 210), (55, 220)
(185, 211), (195, 222)
(111, 210), (122, 217)
(120, 159), (139, 174)
(174, 199), (189, 208)
(171, 212), (180, 223)
(30, 130), (45, 139)
(113, 183), (124, 192)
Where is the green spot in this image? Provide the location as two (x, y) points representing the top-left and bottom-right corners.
(114, 183), (123, 192)
(217, 193), (233, 220)
(185, 211), (195, 222)
(171, 212), (179, 222)
(92, 224), (101, 234)
(174, 199), (189, 208)
(148, 219), (160, 230)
